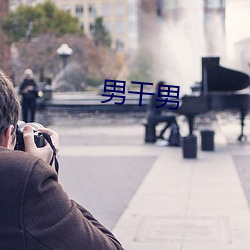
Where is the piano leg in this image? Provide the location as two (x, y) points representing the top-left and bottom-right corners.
(186, 111), (247, 141)
(187, 115), (195, 135)
(238, 109), (247, 142)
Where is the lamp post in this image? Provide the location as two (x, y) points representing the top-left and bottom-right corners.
(56, 43), (73, 68)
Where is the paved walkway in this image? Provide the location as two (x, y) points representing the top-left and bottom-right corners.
(111, 121), (250, 249)
(45, 111), (250, 250)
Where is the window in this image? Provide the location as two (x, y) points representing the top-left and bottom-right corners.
(75, 5), (84, 16)
(205, 0), (225, 9)
(128, 3), (137, 17)
(164, 0), (177, 10)
(102, 3), (111, 16)
(89, 4), (96, 17)
(89, 22), (95, 33)
(115, 20), (124, 33)
(103, 20), (112, 32)
(64, 5), (71, 13)
(116, 39), (124, 51)
(115, 3), (124, 16)
(80, 22), (84, 32)
(128, 20), (137, 32)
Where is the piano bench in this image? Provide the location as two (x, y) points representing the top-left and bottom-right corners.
(142, 120), (156, 143)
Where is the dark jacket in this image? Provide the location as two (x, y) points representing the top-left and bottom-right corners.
(19, 79), (38, 99)
(0, 147), (124, 250)
(146, 90), (165, 120)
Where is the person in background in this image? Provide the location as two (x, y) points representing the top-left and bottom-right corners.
(19, 69), (39, 123)
(0, 70), (124, 249)
(146, 80), (179, 141)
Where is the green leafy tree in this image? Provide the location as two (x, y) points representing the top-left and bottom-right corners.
(1, 0), (80, 42)
(91, 17), (111, 47)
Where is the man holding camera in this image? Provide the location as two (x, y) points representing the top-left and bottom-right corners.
(0, 71), (124, 249)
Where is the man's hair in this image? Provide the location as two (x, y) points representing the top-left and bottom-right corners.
(157, 80), (165, 86)
(0, 71), (20, 143)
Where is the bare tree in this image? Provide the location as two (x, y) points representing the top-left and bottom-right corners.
(14, 33), (122, 91)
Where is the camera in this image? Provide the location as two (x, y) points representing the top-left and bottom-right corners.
(14, 122), (46, 151)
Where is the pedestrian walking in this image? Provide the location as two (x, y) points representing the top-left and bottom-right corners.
(19, 69), (39, 122)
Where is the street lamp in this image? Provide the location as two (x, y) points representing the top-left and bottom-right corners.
(56, 43), (73, 68)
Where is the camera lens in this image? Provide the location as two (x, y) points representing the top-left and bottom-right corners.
(14, 121), (46, 151)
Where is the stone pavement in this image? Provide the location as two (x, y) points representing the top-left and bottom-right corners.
(111, 119), (250, 250)
(44, 111), (250, 250)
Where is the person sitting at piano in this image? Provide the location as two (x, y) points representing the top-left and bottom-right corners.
(146, 80), (179, 141)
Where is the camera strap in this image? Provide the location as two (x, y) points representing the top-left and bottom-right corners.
(40, 132), (59, 174)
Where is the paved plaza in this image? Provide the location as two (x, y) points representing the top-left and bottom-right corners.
(37, 110), (250, 250)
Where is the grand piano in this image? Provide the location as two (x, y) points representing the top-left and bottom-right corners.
(177, 57), (250, 141)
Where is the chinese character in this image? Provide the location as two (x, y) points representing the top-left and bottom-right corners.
(128, 81), (154, 106)
(101, 79), (126, 105)
(155, 84), (180, 110)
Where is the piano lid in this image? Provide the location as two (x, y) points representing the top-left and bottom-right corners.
(201, 57), (250, 92)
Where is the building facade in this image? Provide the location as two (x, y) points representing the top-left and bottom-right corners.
(9, 0), (138, 51)
(137, 0), (157, 42)
(51, 0), (138, 51)
(9, 0), (44, 10)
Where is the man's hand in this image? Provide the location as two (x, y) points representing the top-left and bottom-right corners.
(23, 125), (59, 165)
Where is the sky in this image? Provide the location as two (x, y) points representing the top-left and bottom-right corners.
(226, 0), (250, 58)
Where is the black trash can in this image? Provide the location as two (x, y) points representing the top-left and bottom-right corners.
(144, 123), (156, 143)
(200, 130), (214, 151)
(182, 135), (197, 159)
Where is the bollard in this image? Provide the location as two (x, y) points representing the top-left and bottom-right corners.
(144, 123), (156, 143)
(182, 135), (197, 159)
(200, 130), (215, 151)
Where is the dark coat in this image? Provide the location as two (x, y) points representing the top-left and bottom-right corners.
(147, 90), (162, 117)
(19, 79), (38, 99)
(0, 147), (124, 250)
